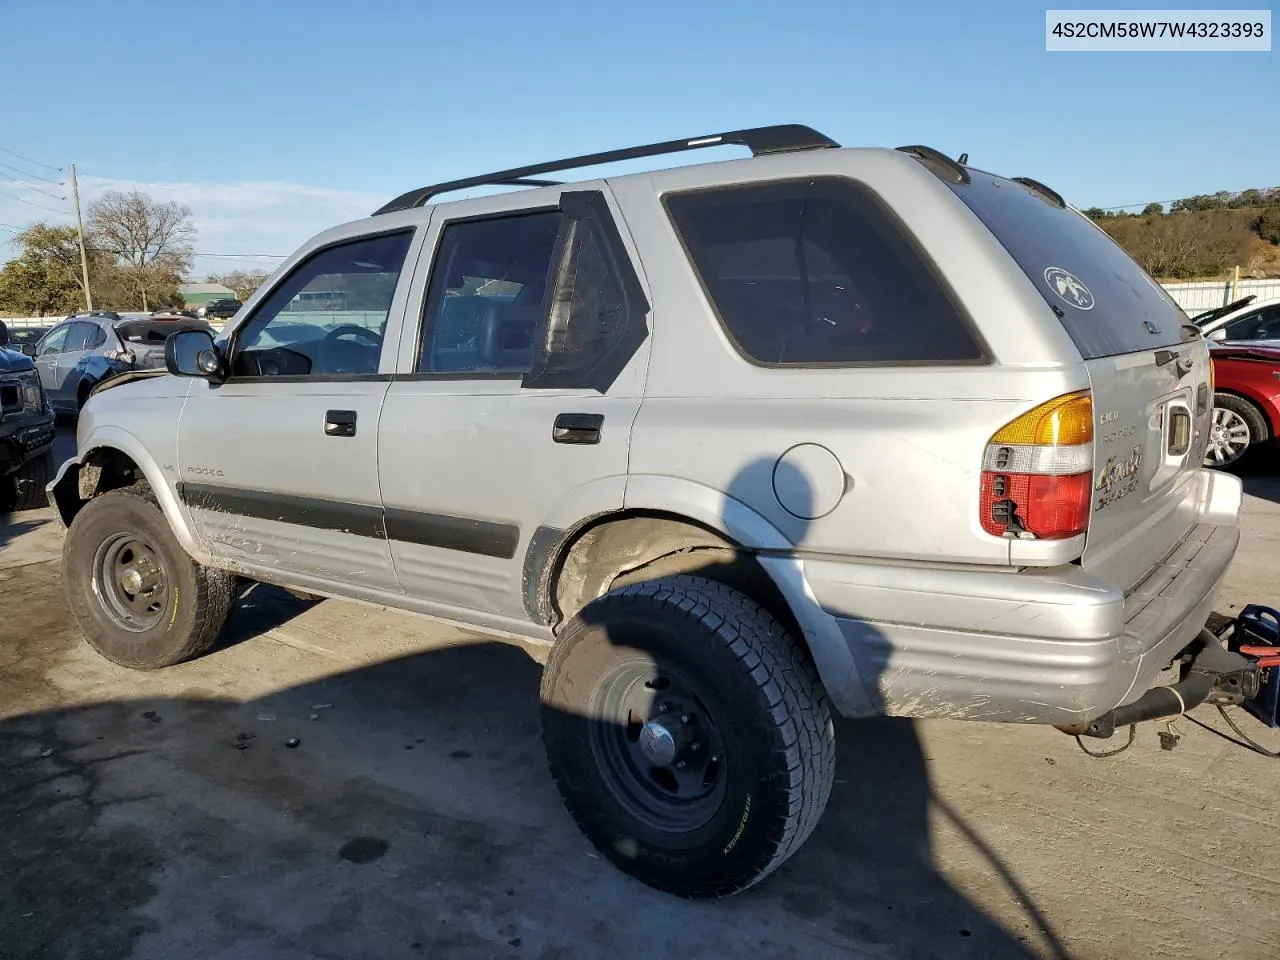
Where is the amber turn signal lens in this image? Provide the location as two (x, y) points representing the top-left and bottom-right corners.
(990, 391), (1093, 446)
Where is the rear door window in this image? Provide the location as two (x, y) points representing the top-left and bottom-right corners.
(666, 178), (984, 366)
(63, 322), (95, 352)
(945, 174), (1188, 359)
(417, 212), (562, 375)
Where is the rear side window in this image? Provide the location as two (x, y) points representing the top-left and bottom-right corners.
(666, 178), (983, 366)
(418, 212), (562, 375)
(63, 322), (95, 352)
(946, 174), (1187, 359)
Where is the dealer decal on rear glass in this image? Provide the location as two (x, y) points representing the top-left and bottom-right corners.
(1095, 445), (1142, 510)
(1044, 266), (1095, 311)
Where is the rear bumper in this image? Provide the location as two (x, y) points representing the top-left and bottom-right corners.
(802, 470), (1242, 724)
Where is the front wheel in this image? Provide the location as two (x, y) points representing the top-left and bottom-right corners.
(63, 485), (235, 669)
(540, 576), (835, 898)
(2, 449), (52, 512)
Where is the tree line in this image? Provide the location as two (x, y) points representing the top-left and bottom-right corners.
(0, 189), (197, 316)
(1082, 186), (1280, 280)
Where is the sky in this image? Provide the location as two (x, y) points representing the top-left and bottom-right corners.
(1, 0), (1276, 280)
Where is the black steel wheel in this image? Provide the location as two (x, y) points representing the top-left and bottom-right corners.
(541, 576), (835, 899)
(589, 658), (729, 833)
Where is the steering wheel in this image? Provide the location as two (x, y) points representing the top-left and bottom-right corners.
(317, 324), (383, 374)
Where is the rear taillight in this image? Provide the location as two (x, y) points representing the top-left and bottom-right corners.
(980, 391), (1093, 540)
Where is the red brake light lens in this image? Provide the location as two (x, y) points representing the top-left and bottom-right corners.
(980, 392), (1093, 541)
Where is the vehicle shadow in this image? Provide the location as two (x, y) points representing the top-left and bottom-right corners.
(0, 460), (1063, 959)
(0, 643), (1053, 960)
(0, 515), (48, 551)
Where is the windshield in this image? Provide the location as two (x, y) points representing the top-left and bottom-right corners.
(946, 173), (1188, 359)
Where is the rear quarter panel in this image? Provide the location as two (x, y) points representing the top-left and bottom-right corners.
(610, 150), (1089, 566)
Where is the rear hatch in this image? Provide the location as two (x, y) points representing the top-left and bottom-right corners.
(947, 173), (1209, 588)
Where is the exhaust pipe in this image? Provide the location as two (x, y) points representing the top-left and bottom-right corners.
(1059, 629), (1255, 739)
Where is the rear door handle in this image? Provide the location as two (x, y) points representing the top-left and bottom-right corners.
(324, 409), (357, 437)
(553, 413), (603, 445)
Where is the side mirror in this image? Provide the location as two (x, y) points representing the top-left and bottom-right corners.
(1207, 328), (1228, 342)
(19, 343), (37, 357)
(165, 329), (222, 378)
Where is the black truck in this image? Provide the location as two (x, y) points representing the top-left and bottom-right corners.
(0, 323), (56, 511)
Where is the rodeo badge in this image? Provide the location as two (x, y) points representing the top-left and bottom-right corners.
(1096, 445), (1143, 510)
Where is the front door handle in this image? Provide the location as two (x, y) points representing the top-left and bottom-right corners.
(324, 409), (357, 437)
(553, 413), (603, 445)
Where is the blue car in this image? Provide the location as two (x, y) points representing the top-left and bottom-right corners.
(30, 311), (214, 416)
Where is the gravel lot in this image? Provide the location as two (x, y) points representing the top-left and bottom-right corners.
(3, 439), (1279, 960)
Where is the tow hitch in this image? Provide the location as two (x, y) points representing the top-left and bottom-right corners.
(1057, 606), (1280, 757)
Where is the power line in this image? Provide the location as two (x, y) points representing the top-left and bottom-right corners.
(0, 144), (61, 173)
(0, 173), (67, 201)
(1095, 198), (1181, 212)
(191, 252), (287, 259)
(0, 159), (62, 185)
(0, 189), (67, 215)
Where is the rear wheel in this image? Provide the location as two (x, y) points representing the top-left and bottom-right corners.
(540, 576), (835, 898)
(1204, 394), (1268, 468)
(63, 485), (235, 669)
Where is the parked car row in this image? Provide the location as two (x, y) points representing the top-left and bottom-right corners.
(6, 310), (215, 416)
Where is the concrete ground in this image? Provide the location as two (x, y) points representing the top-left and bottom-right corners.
(3, 441), (1280, 960)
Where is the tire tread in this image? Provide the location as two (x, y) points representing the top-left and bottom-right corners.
(543, 574), (835, 898)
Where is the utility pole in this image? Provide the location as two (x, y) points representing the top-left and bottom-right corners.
(70, 162), (92, 311)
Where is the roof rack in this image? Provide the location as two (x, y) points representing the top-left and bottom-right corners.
(1012, 176), (1065, 208)
(373, 124), (840, 215)
(896, 145), (969, 184)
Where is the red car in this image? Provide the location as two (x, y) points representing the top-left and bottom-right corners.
(1207, 343), (1280, 467)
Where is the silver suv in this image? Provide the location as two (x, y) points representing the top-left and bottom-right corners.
(48, 126), (1242, 898)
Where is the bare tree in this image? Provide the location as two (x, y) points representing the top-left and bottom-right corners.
(87, 190), (195, 311)
(208, 269), (271, 301)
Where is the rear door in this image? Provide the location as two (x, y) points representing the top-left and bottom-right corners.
(378, 188), (651, 626)
(55, 321), (104, 400)
(946, 174), (1209, 586)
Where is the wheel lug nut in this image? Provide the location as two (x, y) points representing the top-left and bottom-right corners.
(657, 703), (668, 713)
(681, 715), (690, 723)
(676, 761), (686, 768)
(691, 743), (700, 753)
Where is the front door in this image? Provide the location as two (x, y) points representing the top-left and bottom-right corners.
(176, 228), (419, 594)
(378, 189), (651, 628)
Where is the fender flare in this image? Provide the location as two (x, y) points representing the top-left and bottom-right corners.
(46, 424), (212, 565)
(616, 474), (876, 716)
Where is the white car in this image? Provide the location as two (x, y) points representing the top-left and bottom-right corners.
(1193, 295), (1280, 346)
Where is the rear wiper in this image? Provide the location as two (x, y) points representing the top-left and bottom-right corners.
(1156, 347), (1196, 378)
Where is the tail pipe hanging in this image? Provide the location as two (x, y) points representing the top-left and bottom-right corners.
(1059, 629), (1258, 739)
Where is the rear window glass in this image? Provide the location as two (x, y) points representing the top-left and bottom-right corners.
(666, 178), (983, 366)
(945, 174), (1187, 359)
